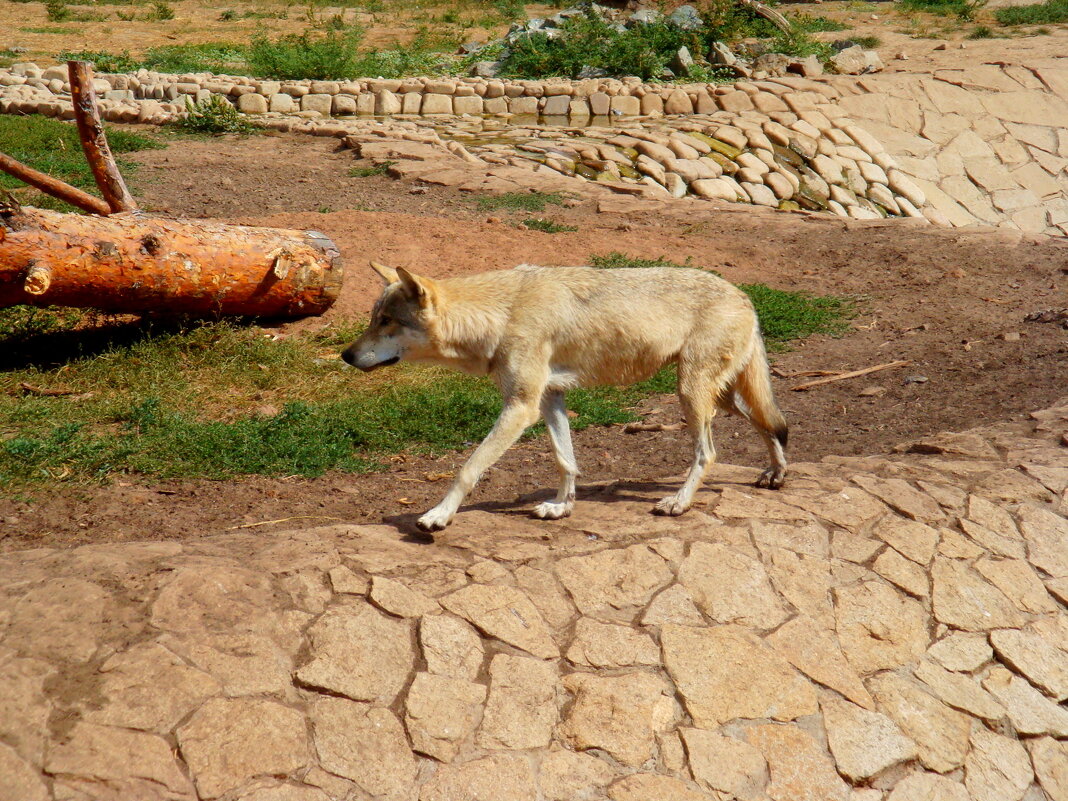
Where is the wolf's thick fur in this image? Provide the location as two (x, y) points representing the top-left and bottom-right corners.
(342, 262), (788, 532)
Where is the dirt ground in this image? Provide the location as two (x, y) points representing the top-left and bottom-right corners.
(0, 132), (1065, 552)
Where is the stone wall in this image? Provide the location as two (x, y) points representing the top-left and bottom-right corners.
(1, 400), (1067, 801)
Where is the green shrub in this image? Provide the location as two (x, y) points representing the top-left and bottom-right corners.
(148, 0), (175, 20)
(477, 191), (567, 212)
(900, 0), (987, 20)
(174, 95), (258, 135)
(790, 13), (849, 32)
(853, 34), (882, 47)
(994, 0), (1068, 24)
(58, 49), (140, 72)
(247, 25), (365, 80)
(45, 0), (71, 22)
(967, 24), (995, 36)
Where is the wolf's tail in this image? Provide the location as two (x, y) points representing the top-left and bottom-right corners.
(731, 332), (788, 449)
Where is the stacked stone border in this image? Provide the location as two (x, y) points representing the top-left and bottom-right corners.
(2, 60), (1066, 234)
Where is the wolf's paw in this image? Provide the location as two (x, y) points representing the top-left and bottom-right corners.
(532, 500), (573, 520)
(653, 494), (691, 516)
(756, 467), (786, 490)
(417, 507), (453, 532)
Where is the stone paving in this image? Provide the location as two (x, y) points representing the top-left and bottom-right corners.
(1, 397), (1066, 801)
(2, 59), (1066, 235)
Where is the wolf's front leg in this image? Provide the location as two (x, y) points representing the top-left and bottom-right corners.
(532, 390), (579, 520)
(417, 398), (542, 532)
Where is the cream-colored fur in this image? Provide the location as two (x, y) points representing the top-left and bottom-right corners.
(342, 262), (789, 532)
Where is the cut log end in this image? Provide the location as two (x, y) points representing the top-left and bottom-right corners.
(23, 264), (52, 295)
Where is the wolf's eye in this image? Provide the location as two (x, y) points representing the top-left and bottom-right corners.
(379, 315), (392, 326)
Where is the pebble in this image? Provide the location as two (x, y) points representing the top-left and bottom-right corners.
(904, 375), (929, 384)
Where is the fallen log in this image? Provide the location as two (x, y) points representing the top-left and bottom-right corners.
(0, 205), (343, 317)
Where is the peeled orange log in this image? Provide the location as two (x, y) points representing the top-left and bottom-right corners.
(0, 206), (343, 317)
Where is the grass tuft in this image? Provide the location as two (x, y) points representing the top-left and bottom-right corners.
(477, 191), (567, 212)
(994, 0), (1068, 24)
(522, 218), (578, 233)
(173, 95), (258, 135)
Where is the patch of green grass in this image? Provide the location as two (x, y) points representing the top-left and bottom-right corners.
(146, 0), (175, 21)
(967, 24), (996, 36)
(173, 95), (258, 135)
(0, 114), (163, 211)
(246, 24), (364, 80)
(45, 0), (71, 21)
(349, 161), (396, 177)
(900, 0), (987, 20)
(790, 13), (849, 32)
(0, 257), (850, 487)
(58, 48), (140, 72)
(476, 191), (567, 212)
(21, 25), (73, 34)
(522, 218), (578, 233)
(994, 0), (1068, 24)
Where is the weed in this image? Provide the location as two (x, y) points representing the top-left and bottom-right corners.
(769, 27), (834, 61)
(173, 95), (258, 135)
(218, 8), (237, 20)
(147, 0), (175, 20)
(45, 0), (71, 22)
(853, 34), (882, 47)
(318, 205), (333, 213)
(0, 307), (85, 341)
(493, 0), (524, 20)
(348, 161), (396, 177)
(967, 24), (995, 36)
(477, 191), (567, 212)
(116, 10), (137, 21)
(21, 26), (73, 33)
(522, 218), (578, 233)
(994, 0), (1068, 24)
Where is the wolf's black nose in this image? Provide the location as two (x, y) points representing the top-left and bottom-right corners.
(340, 346), (357, 366)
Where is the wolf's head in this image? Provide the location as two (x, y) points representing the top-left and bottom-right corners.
(341, 262), (436, 372)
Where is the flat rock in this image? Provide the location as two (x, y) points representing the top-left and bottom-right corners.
(561, 671), (673, 766)
(914, 659), (1005, 721)
(765, 548), (833, 623)
(419, 614), (484, 680)
(931, 558), (1025, 631)
(310, 697), (419, 801)
(976, 557), (1057, 614)
(678, 542), (789, 629)
(873, 515), (940, 564)
(370, 575), (440, 617)
(441, 583), (559, 658)
(0, 741), (49, 801)
(514, 565), (575, 630)
(774, 486), (887, 529)
(1028, 737), (1068, 801)
(680, 728), (767, 800)
(554, 545), (673, 621)
(990, 626), (1068, 701)
(982, 666), (1068, 737)
(419, 753), (536, 801)
(851, 476), (944, 524)
(405, 672), (486, 762)
(46, 721), (196, 801)
(964, 728), (1033, 801)
(160, 631), (293, 697)
(295, 601), (415, 703)
(868, 672), (973, 773)
(1017, 504), (1068, 578)
(886, 772), (969, 801)
(537, 748), (617, 801)
(874, 547), (930, 597)
(833, 580), (929, 674)
(84, 642), (221, 732)
(0, 656), (53, 764)
(5, 578), (110, 662)
(967, 494), (1020, 538)
(639, 584), (706, 627)
(176, 698), (310, 800)
(608, 774), (708, 801)
(478, 653), (558, 750)
(744, 722), (850, 801)
(927, 631), (993, 672)
(661, 623), (817, 727)
(820, 694), (917, 780)
(766, 615), (874, 709)
(566, 618), (660, 668)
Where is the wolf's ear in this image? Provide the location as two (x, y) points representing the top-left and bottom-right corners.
(395, 267), (434, 307)
(370, 261), (399, 286)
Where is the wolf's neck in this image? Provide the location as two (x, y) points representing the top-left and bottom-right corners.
(430, 290), (510, 364)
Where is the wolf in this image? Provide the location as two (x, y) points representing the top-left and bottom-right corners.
(341, 261), (788, 532)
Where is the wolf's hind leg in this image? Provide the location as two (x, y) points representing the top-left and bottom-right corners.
(533, 390), (579, 520)
(654, 369), (720, 516)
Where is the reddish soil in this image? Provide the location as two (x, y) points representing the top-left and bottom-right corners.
(1, 132), (1066, 551)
